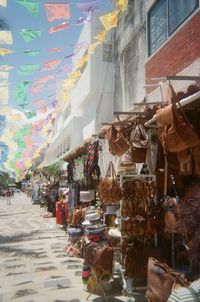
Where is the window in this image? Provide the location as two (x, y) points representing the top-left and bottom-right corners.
(102, 43), (112, 62)
(148, 0), (198, 56)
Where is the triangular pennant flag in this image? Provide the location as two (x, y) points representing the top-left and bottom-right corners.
(100, 10), (120, 31)
(76, 16), (92, 25)
(24, 111), (36, 119)
(0, 85), (9, 104)
(76, 1), (100, 15)
(37, 106), (47, 114)
(76, 54), (88, 69)
(17, 64), (40, 75)
(24, 49), (40, 56)
(16, 0), (39, 16)
(87, 41), (101, 54)
(48, 22), (70, 34)
(34, 75), (54, 84)
(116, 0), (128, 11)
(14, 81), (30, 101)
(48, 47), (64, 53)
(45, 2), (70, 22)
(18, 64), (40, 75)
(10, 114), (23, 121)
(40, 59), (61, 71)
(19, 30), (41, 42)
(0, 0), (7, 7)
(0, 65), (14, 71)
(33, 98), (45, 106)
(31, 84), (44, 95)
(0, 48), (14, 56)
(94, 29), (107, 42)
(0, 31), (13, 44)
(0, 71), (9, 80)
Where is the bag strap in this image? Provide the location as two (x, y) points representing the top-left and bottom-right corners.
(153, 259), (189, 286)
(106, 161), (117, 179)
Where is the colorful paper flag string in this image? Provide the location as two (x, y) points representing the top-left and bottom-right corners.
(16, 0), (39, 16)
(48, 22), (70, 34)
(17, 64), (40, 75)
(0, 31), (13, 45)
(44, 2), (70, 22)
(19, 29), (41, 42)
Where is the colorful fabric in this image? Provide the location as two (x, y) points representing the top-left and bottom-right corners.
(24, 49), (40, 56)
(16, 0), (39, 16)
(44, 3), (70, 22)
(168, 279), (200, 302)
(18, 64), (40, 75)
(40, 59), (61, 71)
(14, 81), (30, 102)
(0, 31), (13, 44)
(19, 30), (41, 42)
(100, 10), (120, 31)
(0, 48), (14, 56)
(48, 22), (70, 34)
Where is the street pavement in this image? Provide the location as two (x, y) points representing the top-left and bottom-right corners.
(0, 193), (146, 302)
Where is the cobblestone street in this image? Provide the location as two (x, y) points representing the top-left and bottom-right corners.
(0, 193), (145, 302)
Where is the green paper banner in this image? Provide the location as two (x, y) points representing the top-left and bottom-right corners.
(24, 111), (36, 119)
(14, 81), (30, 102)
(24, 49), (40, 56)
(18, 64), (40, 75)
(19, 30), (41, 42)
(16, 0), (39, 16)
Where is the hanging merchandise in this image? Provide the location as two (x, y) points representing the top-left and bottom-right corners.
(129, 122), (149, 163)
(97, 161), (122, 204)
(105, 124), (129, 157)
(84, 140), (100, 179)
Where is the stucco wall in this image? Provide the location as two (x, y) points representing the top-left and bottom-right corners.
(113, 0), (147, 110)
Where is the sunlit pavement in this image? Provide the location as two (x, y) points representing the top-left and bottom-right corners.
(0, 193), (146, 302)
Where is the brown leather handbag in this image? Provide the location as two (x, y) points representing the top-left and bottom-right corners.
(157, 102), (199, 153)
(129, 123), (149, 163)
(105, 125), (129, 156)
(145, 257), (189, 302)
(84, 242), (114, 273)
(97, 161), (122, 204)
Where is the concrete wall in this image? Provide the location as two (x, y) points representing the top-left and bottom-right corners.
(113, 0), (147, 110)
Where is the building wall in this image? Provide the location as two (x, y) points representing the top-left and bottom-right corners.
(146, 9), (200, 85)
(113, 1), (147, 110)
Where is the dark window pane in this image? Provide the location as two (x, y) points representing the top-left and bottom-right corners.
(148, 0), (167, 56)
(169, 0), (198, 34)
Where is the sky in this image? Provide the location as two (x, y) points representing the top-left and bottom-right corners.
(0, 0), (114, 112)
(0, 0), (115, 175)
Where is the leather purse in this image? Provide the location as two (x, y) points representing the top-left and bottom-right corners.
(84, 242), (114, 273)
(97, 161), (122, 204)
(106, 125), (129, 156)
(145, 257), (189, 302)
(129, 123), (149, 163)
(157, 102), (199, 153)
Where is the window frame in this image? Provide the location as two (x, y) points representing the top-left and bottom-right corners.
(147, 0), (199, 57)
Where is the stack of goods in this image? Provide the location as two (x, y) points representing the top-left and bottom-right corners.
(65, 227), (82, 257)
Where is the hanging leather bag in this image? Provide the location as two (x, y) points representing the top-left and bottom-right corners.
(84, 242), (114, 273)
(157, 102), (199, 153)
(97, 161), (122, 204)
(129, 123), (149, 163)
(105, 125), (129, 156)
(145, 257), (189, 302)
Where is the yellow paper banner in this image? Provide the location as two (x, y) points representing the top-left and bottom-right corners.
(116, 0), (128, 11)
(0, 0), (7, 7)
(0, 85), (9, 104)
(0, 31), (13, 45)
(94, 30), (107, 42)
(100, 10), (120, 31)
(88, 41), (101, 55)
(0, 65), (14, 71)
(0, 48), (14, 56)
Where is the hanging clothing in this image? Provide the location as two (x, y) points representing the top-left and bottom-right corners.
(84, 140), (100, 178)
